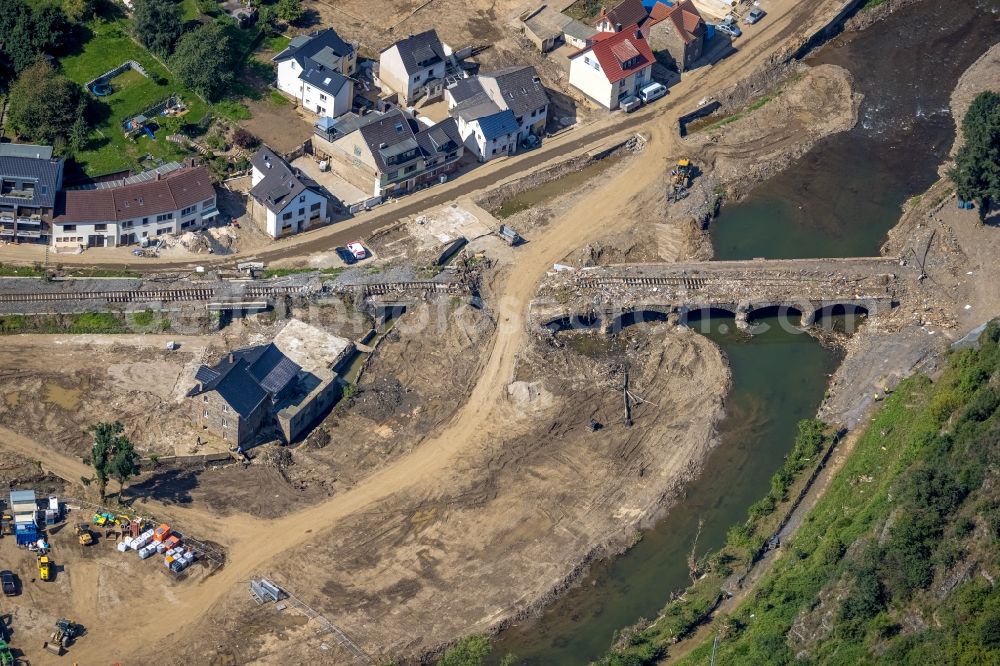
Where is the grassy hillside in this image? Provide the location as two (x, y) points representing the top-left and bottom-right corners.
(597, 320), (1000, 665)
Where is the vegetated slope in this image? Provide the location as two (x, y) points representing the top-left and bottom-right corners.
(668, 321), (1000, 665)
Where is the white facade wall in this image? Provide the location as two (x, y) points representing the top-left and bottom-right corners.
(302, 81), (353, 118)
(568, 53), (651, 109)
(569, 54), (615, 108)
(379, 47), (447, 104)
(277, 60), (354, 118)
(265, 187), (329, 239)
(52, 197), (218, 249)
(276, 60), (301, 97)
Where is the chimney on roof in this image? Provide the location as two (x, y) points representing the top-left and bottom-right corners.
(616, 22), (622, 31)
(155, 172), (161, 181)
(634, 29), (642, 39)
(228, 352), (235, 363)
(379, 142), (388, 149)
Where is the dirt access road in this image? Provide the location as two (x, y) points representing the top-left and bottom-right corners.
(12, 1), (851, 662)
(0, 0), (830, 274)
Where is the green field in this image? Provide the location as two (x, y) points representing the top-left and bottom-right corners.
(60, 19), (211, 175)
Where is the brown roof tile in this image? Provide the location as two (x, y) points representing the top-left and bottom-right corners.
(55, 166), (215, 223)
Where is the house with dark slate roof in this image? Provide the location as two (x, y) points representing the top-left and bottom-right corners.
(445, 65), (549, 161)
(249, 147), (333, 238)
(377, 30), (457, 105)
(0, 143), (64, 244)
(188, 321), (354, 448)
(188, 343), (302, 448)
(273, 28), (357, 118)
(324, 108), (464, 196)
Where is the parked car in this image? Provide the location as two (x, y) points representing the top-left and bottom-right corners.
(716, 20), (742, 37)
(639, 82), (668, 104)
(745, 8), (765, 24)
(346, 241), (367, 260)
(620, 95), (641, 113)
(1, 570), (16, 596)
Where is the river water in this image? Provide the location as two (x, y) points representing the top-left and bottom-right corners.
(713, 0), (1000, 260)
(492, 0), (999, 663)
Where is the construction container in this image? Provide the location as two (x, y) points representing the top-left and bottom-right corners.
(117, 542), (129, 553)
(139, 544), (156, 560)
(183, 551), (196, 564)
(153, 524), (171, 542)
(47, 496), (59, 513)
(44, 509), (56, 526)
(163, 535), (181, 551)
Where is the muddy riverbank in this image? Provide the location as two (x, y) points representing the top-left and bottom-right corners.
(492, 1), (1000, 662)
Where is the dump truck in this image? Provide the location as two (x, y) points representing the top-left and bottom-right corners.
(75, 523), (93, 546)
(37, 555), (51, 581)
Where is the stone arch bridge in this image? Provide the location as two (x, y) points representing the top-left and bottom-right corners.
(532, 258), (912, 333)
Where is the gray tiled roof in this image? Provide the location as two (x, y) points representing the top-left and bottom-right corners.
(388, 30), (446, 75)
(249, 147), (330, 214)
(356, 109), (420, 172)
(188, 343), (302, 418)
(0, 143), (53, 160)
(299, 60), (350, 96)
(415, 117), (462, 156)
(273, 28), (354, 67)
(0, 152), (63, 210)
(446, 77), (485, 105)
(484, 66), (549, 120)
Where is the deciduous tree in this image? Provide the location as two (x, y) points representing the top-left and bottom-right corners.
(170, 23), (236, 102)
(90, 421), (138, 502)
(7, 60), (85, 144)
(275, 0), (303, 24)
(949, 91), (1000, 221)
(131, 0), (183, 58)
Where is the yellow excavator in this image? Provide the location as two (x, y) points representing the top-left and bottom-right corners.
(75, 523), (93, 546)
(669, 158), (694, 202)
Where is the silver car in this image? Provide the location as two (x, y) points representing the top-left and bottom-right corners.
(745, 8), (765, 24)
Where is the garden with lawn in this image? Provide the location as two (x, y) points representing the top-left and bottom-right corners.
(59, 18), (211, 175)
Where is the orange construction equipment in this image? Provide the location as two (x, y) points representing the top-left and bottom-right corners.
(153, 524), (171, 543)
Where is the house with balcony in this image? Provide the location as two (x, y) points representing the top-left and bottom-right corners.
(324, 108), (464, 197)
(249, 147), (334, 238)
(568, 27), (654, 110)
(0, 143), (64, 244)
(273, 28), (357, 118)
(377, 30), (458, 105)
(51, 161), (217, 250)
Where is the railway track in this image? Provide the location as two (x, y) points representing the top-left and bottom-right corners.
(0, 285), (308, 305)
(343, 281), (462, 295)
(578, 276), (709, 289)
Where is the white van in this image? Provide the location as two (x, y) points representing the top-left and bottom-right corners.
(639, 82), (667, 104)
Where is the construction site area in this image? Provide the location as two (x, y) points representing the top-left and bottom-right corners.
(0, 1), (996, 665)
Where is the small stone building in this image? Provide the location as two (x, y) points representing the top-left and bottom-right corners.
(645, 0), (706, 73)
(187, 320), (353, 449)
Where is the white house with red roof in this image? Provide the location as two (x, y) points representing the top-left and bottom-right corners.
(568, 26), (654, 110)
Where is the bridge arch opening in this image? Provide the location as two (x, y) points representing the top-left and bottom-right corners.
(747, 305), (804, 323)
(609, 309), (671, 333)
(681, 307), (737, 334)
(544, 313), (601, 333)
(814, 303), (869, 334)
